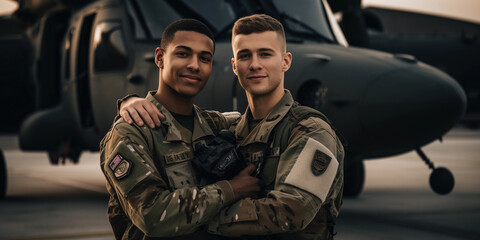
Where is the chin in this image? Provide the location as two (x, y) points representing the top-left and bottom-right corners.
(248, 89), (271, 97)
(247, 86), (277, 97)
(178, 88), (202, 98)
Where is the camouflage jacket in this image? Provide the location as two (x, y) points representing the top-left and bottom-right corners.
(100, 91), (235, 239)
(207, 90), (344, 240)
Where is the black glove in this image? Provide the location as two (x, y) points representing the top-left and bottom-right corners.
(192, 130), (246, 182)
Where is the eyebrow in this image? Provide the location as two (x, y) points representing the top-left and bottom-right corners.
(236, 49), (250, 55)
(258, 48), (274, 52)
(236, 48), (274, 55)
(175, 45), (213, 57)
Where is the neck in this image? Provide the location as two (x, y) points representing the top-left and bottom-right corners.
(247, 87), (285, 120)
(154, 81), (194, 115)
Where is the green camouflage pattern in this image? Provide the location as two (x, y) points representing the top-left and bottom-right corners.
(100, 91), (235, 239)
(207, 90), (344, 240)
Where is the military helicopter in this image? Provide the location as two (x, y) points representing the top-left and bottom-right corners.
(329, 0), (480, 127)
(0, 0), (467, 199)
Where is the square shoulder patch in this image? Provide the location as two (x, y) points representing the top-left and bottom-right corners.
(284, 137), (338, 202)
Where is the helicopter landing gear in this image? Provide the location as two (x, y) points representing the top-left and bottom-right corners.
(0, 148), (7, 199)
(47, 139), (81, 165)
(416, 148), (454, 195)
(343, 160), (365, 197)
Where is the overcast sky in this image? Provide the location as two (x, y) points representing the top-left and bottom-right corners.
(1, 0), (479, 23)
(0, 0), (16, 16)
(363, 0), (480, 23)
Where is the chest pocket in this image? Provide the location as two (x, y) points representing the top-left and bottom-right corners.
(261, 147), (280, 188)
(241, 146), (280, 188)
(163, 146), (198, 190)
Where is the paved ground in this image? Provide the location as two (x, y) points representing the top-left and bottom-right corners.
(336, 127), (480, 240)
(0, 127), (479, 240)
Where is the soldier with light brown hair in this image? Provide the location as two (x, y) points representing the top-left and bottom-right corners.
(232, 13), (287, 51)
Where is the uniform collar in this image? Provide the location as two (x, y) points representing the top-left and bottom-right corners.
(235, 90), (294, 146)
(146, 91), (215, 143)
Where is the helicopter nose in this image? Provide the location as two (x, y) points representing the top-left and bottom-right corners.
(359, 66), (467, 155)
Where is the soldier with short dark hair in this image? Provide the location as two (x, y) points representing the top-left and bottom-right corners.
(100, 19), (262, 239)
(121, 14), (344, 240)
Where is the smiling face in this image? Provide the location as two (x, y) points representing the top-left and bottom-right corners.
(155, 30), (214, 98)
(231, 31), (292, 98)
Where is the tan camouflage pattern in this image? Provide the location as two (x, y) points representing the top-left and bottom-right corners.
(100, 91), (236, 239)
(207, 90), (344, 240)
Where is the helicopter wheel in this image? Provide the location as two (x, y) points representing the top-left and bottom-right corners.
(344, 160), (365, 197)
(416, 148), (455, 195)
(430, 167), (454, 195)
(0, 149), (7, 199)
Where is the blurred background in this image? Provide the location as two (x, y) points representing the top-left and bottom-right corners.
(0, 0), (479, 239)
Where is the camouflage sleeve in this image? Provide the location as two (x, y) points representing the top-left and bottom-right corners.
(207, 117), (343, 237)
(197, 108), (228, 132)
(100, 122), (236, 237)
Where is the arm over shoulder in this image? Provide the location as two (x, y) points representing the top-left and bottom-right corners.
(100, 122), (235, 237)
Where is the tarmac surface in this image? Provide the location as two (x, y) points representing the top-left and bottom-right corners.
(0, 127), (479, 240)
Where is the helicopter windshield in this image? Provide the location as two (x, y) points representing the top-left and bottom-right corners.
(267, 0), (335, 43)
(133, 0), (236, 39)
(133, 0), (336, 43)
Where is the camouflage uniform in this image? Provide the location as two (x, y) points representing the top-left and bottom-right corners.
(208, 90), (344, 240)
(100, 91), (235, 240)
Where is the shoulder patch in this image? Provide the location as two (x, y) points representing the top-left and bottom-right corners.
(284, 137), (339, 202)
(109, 154), (132, 180)
(109, 154), (122, 170)
(312, 150), (331, 176)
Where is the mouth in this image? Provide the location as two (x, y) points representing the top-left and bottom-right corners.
(247, 75), (267, 81)
(180, 74), (201, 82)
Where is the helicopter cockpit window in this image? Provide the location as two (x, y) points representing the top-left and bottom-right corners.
(179, 0), (235, 34)
(126, 0), (147, 39)
(270, 0), (335, 43)
(93, 22), (129, 72)
(135, 0), (181, 39)
(133, 0), (236, 40)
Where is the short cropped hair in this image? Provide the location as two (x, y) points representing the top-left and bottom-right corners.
(160, 19), (215, 51)
(232, 14), (286, 52)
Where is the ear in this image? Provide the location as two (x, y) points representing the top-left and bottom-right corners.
(231, 57), (238, 75)
(155, 47), (164, 68)
(282, 52), (292, 72)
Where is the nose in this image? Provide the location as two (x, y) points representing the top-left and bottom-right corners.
(359, 66), (467, 155)
(187, 56), (200, 72)
(249, 54), (262, 71)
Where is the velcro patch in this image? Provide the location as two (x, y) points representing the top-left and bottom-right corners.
(109, 154), (132, 180)
(109, 154), (122, 171)
(284, 138), (338, 202)
(311, 150), (331, 176)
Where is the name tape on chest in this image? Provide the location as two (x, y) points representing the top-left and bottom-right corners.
(109, 154), (132, 180)
(284, 137), (338, 202)
(164, 150), (194, 164)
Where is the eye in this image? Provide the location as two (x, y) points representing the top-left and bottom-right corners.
(260, 52), (272, 57)
(200, 56), (212, 63)
(237, 53), (250, 60)
(176, 52), (188, 57)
